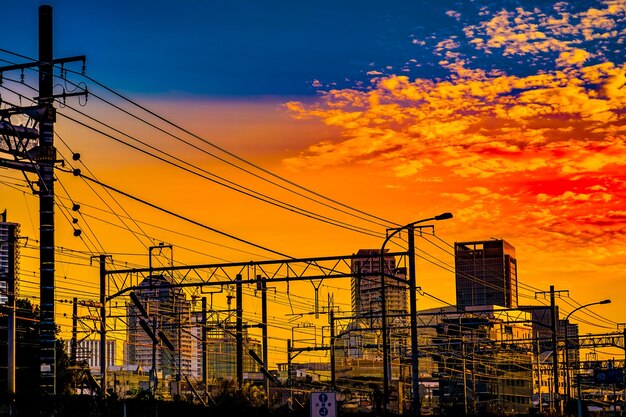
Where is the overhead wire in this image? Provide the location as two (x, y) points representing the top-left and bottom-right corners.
(66, 63), (398, 229)
(55, 105), (383, 239)
(55, 131), (157, 252)
(2, 48), (616, 376)
(1, 49), (397, 237)
(56, 166), (295, 259)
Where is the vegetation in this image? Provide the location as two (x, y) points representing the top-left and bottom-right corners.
(0, 298), (79, 395)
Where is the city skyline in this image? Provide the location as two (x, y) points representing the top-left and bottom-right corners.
(0, 0), (624, 350)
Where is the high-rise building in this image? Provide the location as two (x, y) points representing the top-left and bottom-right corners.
(339, 249), (408, 371)
(188, 309), (262, 381)
(126, 274), (192, 379)
(351, 249), (407, 317)
(418, 305), (534, 415)
(455, 239), (518, 309)
(65, 339), (117, 371)
(0, 214), (19, 304)
(560, 319), (580, 366)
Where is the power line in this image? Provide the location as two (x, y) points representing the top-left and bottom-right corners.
(58, 166), (293, 259)
(1, 49), (398, 232)
(55, 106), (382, 238)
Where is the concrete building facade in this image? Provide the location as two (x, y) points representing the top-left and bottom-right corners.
(455, 239), (518, 309)
(0, 217), (19, 304)
(126, 274), (192, 379)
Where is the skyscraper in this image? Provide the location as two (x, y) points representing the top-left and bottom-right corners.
(339, 249), (408, 370)
(126, 274), (192, 380)
(455, 239), (518, 309)
(351, 249), (407, 317)
(0, 214), (19, 304)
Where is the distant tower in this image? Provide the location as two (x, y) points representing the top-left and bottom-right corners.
(455, 239), (518, 309)
(351, 249), (407, 317)
(126, 274), (192, 378)
(343, 249), (408, 362)
(0, 212), (19, 303)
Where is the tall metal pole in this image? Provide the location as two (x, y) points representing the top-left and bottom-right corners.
(408, 226), (421, 417)
(38, 4), (57, 394)
(0, 8), (85, 395)
(550, 285), (560, 414)
(7, 223), (16, 396)
(461, 336), (468, 415)
(7, 291), (15, 398)
(564, 299), (611, 403)
(236, 274), (243, 389)
(536, 332), (543, 414)
(260, 275), (269, 400)
(287, 339), (292, 386)
(576, 375), (582, 417)
(380, 213), (452, 414)
(330, 309), (336, 390)
(99, 255), (107, 398)
(71, 297), (78, 365)
(148, 246), (157, 396)
(380, 250), (390, 414)
(623, 326), (626, 378)
(151, 316), (158, 395)
(565, 330), (570, 402)
(201, 297), (207, 397)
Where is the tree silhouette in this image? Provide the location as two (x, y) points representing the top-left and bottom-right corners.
(0, 298), (76, 395)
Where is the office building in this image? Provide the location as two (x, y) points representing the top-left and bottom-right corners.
(65, 339), (118, 371)
(419, 305), (534, 415)
(455, 239), (518, 309)
(335, 249), (408, 394)
(351, 249), (407, 317)
(560, 319), (580, 367)
(126, 274), (192, 379)
(0, 213), (19, 303)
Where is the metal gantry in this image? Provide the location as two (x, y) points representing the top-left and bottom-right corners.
(100, 252), (412, 402)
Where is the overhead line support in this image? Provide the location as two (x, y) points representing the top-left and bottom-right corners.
(0, 6), (86, 394)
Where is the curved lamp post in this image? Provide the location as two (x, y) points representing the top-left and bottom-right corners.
(564, 299), (611, 402)
(380, 212), (453, 416)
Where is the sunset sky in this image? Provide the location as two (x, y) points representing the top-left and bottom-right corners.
(1, 0), (625, 363)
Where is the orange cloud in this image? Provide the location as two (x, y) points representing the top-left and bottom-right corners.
(462, 1), (626, 67)
(280, 1), (626, 301)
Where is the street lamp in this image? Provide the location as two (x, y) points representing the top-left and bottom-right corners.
(564, 299), (611, 402)
(380, 212), (453, 416)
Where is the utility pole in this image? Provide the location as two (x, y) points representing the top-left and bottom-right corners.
(536, 285), (568, 414)
(0, 5), (86, 394)
(330, 309), (336, 390)
(407, 226), (421, 417)
(37, 8), (57, 393)
(380, 256), (390, 416)
(536, 332), (543, 414)
(259, 275), (269, 400)
(71, 297), (78, 365)
(236, 274), (243, 389)
(201, 297), (207, 399)
(462, 337), (468, 415)
(3, 220), (18, 396)
(99, 255), (108, 398)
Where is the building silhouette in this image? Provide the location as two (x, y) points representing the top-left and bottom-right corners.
(0, 213), (19, 304)
(189, 311), (262, 380)
(126, 274), (192, 380)
(455, 239), (518, 309)
(351, 249), (407, 317)
(64, 339), (117, 371)
(333, 248), (409, 410)
(417, 305), (534, 415)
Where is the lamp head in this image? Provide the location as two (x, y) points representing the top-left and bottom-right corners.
(435, 212), (453, 221)
(600, 299), (611, 305)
